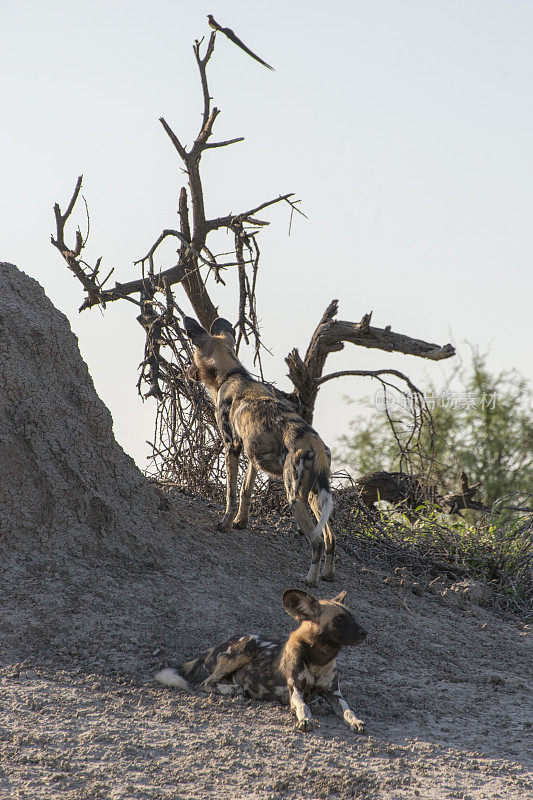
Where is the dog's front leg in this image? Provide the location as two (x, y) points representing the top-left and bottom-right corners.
(319, 679), (365, 734)
(199, 636), (257, 695)
(217, 443), (240, 531)
(288, 679), (314, 731)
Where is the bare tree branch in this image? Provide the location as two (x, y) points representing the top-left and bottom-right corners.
(194, 32), (217, 127)
(285, 300), (455, 424)
(206, 193), (295, 232)
(317, 368), (423, 395)
(159, 117), (187, 161)
(204, 137), (245, 149)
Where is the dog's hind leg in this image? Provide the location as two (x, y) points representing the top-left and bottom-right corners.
(216, 444), (241, 531)
(290, 496), (323, 587)
(181, 655), (205, 679)
(284, 457), (323, 587)
(233, 460), (258, 529)
(199, 635), (258, 693)
(309, 490), (335, 581)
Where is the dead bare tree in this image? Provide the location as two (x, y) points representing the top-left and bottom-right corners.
(51, 30), (456, 495)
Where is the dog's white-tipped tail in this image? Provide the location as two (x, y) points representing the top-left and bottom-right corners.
(155, 668), (194, 693)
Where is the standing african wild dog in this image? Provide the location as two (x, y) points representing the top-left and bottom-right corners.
(184, 316), (335, 587)
(156, 588), (367, 733)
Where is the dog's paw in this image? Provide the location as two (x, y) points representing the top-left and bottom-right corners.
(346, 716), (365, 735)
(215, 683), (242, 697)
(296, 718), (315, 732)
(197, 679), (217, 693)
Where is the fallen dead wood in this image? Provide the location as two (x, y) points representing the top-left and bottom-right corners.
(343, 470), (533, 518)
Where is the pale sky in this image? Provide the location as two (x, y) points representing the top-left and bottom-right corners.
(1, 0), (532, 469)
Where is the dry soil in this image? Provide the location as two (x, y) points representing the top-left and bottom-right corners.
(0, 262), (531, 800)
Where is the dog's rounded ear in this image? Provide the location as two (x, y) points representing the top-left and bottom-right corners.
(282, 589), (322, 622)
(187, 363), (200, 382)
(210, 317), (235, 340)
(331, 590), (347, 604)
(183, 316), (210, 349)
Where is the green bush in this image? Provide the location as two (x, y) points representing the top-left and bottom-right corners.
(337, 349), (533, 502)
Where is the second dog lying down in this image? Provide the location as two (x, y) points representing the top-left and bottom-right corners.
(156, 588), (367, 733)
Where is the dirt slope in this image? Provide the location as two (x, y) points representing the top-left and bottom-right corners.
(0, 263), (531, 800)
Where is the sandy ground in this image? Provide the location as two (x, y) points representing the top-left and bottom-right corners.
(0, 262), (531, 799)
(1, 495), (531, 800)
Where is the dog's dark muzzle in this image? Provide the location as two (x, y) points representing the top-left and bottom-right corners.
(354, 628), (367, 645)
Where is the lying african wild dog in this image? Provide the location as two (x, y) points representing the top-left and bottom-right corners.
(184, 315), (335, 587)
(156, 588), (367, 733)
